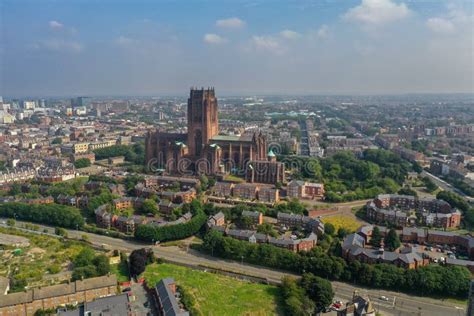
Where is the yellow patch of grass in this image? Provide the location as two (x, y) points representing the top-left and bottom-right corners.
(322, 215), (362, 233)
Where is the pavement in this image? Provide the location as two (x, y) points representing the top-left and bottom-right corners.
(129, 280), (155, 316)
(1, 218), (467, 316)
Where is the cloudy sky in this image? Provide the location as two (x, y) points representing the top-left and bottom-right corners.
(1, 0), (473, 97)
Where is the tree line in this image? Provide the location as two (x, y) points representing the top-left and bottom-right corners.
(134, 200), (207, 242)
(201, 230), (470, 298)
(0, 202), (84, 229)
(437, 190), (474, 228)
(280, 149), (413, 202)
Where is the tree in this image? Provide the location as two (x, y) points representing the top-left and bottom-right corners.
(281, 276), (315, 316)
(72, 265), (97, 281)
(337, 227), (348, 239)
(8, 183), (22, 196)
(423, 177), (438, 193)
(140, 199), (158, 215)
(6, 219), (15, 227)
(301, 273), (334, 313)
(51, 137), (62, 145)
(55, 227), (68, 237)
(370, 226), (382, 248)
(384, 229), (401, 251)
(74, 158), (91, 168)
(256, 223), (278, 237)
(93, 255), (111, 275)
(199, 175), (209, 191)
(129, 248), (154, 277)
(74, 248), (96, 268)
(398, 186), (418, 197)
(324, 223), (335, 236)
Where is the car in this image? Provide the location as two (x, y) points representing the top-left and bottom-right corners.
(433, 258), (439, 263)
(379, 296), (389, 301)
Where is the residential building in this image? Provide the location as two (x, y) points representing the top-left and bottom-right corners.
(241, 210), (263, 225)
(0, 275), (117, 316)
(57, 293), (131, 316)
(153, 278), (189, 316)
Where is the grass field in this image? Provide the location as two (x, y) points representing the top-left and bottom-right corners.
(143, 263), (283, 316)
(322, 215), (362, 233)
(110, 261), (130, 283)
(0, 227), (97, 291)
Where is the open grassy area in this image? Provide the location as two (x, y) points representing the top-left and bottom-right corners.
(0, 227), (101, 291)
(110, 261), (130, 283)
(322, 214), (362, 233)
(143, 263), (283, 316)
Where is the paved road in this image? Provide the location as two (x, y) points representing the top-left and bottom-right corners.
(422, 171), (474, 203)
(2, 219), (467, 316)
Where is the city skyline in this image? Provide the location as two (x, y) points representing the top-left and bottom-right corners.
(1, 0), (473, 97)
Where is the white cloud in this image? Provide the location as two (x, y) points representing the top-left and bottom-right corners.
(251, 35), (284, 54)
(280, 29), (301, 40)
(34, 39), (83, 53)
(426, 18), (455, 34)
(203, 33), (227, 44)
(344, 0), (410, 25)
(116, 36), (135, 45)
(216, 17), (245, 29)
(49, 20), (64, 29)
(426, 6), (473, 35)
(316, 25), (329, 38)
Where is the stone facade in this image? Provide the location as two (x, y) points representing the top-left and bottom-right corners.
(145, 88), (268, 176)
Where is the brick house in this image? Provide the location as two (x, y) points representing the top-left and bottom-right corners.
(0, 275), (117, 316)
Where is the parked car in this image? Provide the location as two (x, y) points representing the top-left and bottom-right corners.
(379, 296), (389, 301)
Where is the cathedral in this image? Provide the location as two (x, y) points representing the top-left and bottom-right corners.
(145, 88), (284, 182)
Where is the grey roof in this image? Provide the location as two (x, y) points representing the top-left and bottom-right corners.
(242, 210), (261, 218)
(155, 278), (189, 316)
(402, 227), (427, 237)
(446, 258), (474, 267)
(58, 293), (130, 316)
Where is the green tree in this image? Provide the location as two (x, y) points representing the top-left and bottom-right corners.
(55, 227), (68, 237)
(51, 137), (62, 144)
(74, 248), (96, 267)
(74, 158), (91, 168)
(6, 218), (15, 227)
(93, 255), (111, 275)
(72, 265), (97, 281)
(324, 223), (335, 236)
(301, 273), (334, 313)
(140, 199), (158, 215)
(256, 223), (278, 237)
(370, 226), (382, 248)
(384, 229), (401, 251)
(281, 276), (315, 316)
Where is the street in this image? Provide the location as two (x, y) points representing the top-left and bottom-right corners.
(1, 218), (467, 316)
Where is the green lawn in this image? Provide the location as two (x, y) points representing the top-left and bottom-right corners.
(143, 263), (283, 316)
(110, 261), (130, 283)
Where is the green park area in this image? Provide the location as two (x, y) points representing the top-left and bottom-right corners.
(0, 227), (97, 292)
(143, 263), (283, 316)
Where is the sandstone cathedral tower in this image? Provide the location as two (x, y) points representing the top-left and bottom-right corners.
(145, 87), (284, 183)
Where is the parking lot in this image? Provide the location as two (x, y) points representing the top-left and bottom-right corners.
(402, 242), (466, 262)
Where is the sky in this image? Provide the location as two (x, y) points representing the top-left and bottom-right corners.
(1, 0), (473, 97)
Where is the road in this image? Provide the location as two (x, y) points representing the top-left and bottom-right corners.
(422, 170), (474, 203)
(1, 219), (467, 316)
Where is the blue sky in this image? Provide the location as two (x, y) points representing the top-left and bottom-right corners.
(1, 0), (473, 97)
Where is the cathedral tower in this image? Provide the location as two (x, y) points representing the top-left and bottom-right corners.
(187, 87), (219, 157)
